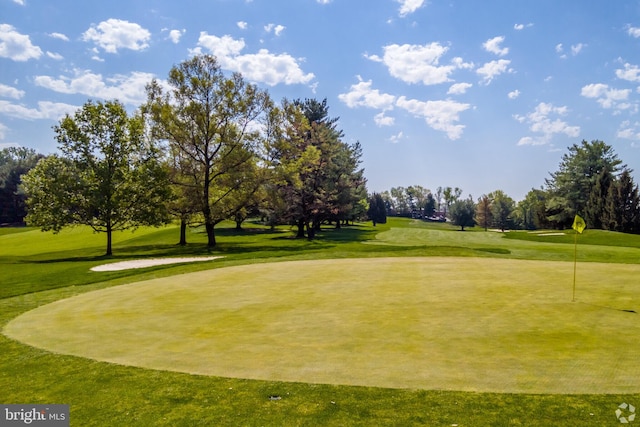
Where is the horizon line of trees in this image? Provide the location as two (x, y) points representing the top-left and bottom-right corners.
(371, 140), (640, 234)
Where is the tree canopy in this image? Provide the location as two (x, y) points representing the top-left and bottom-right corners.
(22, 100), (170, 255)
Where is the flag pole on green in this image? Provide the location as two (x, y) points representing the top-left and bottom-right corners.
(572, 214), (586, 302)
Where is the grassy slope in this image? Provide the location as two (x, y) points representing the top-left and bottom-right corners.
(1, 218), (640, 425)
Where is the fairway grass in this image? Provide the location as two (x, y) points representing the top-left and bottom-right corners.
(7, 257), (640, 394)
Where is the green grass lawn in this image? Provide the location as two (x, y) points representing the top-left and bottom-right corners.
(2, 218), (640, 425)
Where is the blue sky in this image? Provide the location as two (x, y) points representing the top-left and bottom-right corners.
(2, 0), (640, 201)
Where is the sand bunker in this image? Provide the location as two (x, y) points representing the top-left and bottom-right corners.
(91, 257), (223, 272)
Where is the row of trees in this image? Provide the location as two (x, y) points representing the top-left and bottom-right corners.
(372, 140), (640, 234)
(17, 55), (367, 255)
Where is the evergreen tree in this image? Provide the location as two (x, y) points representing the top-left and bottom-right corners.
(367, 192), (387, 226)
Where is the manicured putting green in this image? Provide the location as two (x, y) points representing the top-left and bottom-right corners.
(5, 257), (640, 393)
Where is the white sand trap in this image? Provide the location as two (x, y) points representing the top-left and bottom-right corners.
(536, 233), (566, 236)
(91, 256), (223, 272)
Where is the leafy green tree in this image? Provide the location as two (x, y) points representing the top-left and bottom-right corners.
(604, 170), (640, 233)
(449, 196), (476, 231)
(367, 192), (386, 226)
(488, 190), (515, 232)
(516, 188), (549, 230)
(442, 186), (462, 216)
(476, 195), (492, 231)
(584, 169), (613, 230)
(407, 185), (430, 217)
(0, 147), (43, 224)
(145, 54), (272, 247)
(22, 100), (170, 256)
(546, 140), (625, 227)
(423, 192), (436, 218)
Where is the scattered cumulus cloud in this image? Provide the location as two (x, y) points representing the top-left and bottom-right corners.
(0, 24), (42, 61)
(12, 0), (25, 5)
(514, 102), (580, 146)
(447, 82), (472, 95)
(508, 89), (520, 99)
(374, 112), (395, 127)
(514, 23), (533, 30)
(0, 100), (78, 121)
(396, 0), (426, 17)
(617, 120), (640, 141)
(237, 21), (248, 30)
(34, 69), (155, 105)
(49, 32), (69, 42)
(317, 0), (332, 3)
(581, 83), (632, 110)
(477, 59), (512, 85)
(389, 131), (404, 143)
(264, 24), (286, 36)
(338, 77), (396, 110)
(82, 19), (151, 53)
(483, 36), (508, 56)
(46, 51), (63, 60)
(0, 83), (25, 99)
(367, 42), (473, 85)
(396, 96), (471, 140)
(616, 62), (640, 82)
(571, 43), (586, 55)
(167, 29), (185, 44)
(627, 25), (640, 38)
(191, 32), (315, 86)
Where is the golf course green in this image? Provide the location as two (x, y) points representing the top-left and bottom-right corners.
(6, 256), (640, 394)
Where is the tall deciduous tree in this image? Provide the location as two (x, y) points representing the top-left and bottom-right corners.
(0, 147), (43, 224)
(488, 190), (515, 232)
(22, 100), (170, 256)
(476, 195), (492, 231)
(449, 196), (476, 231)
(145, 54), (272, 247)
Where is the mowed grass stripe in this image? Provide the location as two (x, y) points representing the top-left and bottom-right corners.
(6, 257), (640, 394)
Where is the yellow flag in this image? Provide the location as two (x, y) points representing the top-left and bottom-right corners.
(572, 214), (586, 234)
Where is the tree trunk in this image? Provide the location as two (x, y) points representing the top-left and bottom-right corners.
(179, 219), (187, 246)
(106, 227), (113, 256)
(235, 220), (243, 231)
(296, 218), (305, 238)
(205, 221), (216, 247)
(306, 220), (315, 240)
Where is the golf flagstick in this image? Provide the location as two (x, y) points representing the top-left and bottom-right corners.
(572, 214), (586, 302)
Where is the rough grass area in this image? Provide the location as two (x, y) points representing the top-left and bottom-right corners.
(3, 218), (640, 425)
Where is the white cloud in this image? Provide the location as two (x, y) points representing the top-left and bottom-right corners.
(265, 24), (286, 36)
(374, 112), (395, 127)
(46, 51), (63, 60)
(338, 78), (396, 110)
(617, 120), (640, 140)
(192, 32), (314, 86)
(0, 100), (78, 121)
(237, 21), (248, 30)
(82, 19), (151, 53)
(34, 70), (155, 105)
(0, 24), (42, 61)
(627, 25), (640, 38)
(12, 0), (25, 5)
(317, 0), (332, 3)
(571, 43), (586, 55)
(555, 43), (563, 53)
(515, 102), (580, 146)
(49, 32), (69, 42)
(0, 83), (25, 99)
(477, 59), (512, 85)
(581, 83), (631, 109)
(508, 90), (520, 99)
(168, 29), (185, 44)
(369, 42), (472, 85)
(616, 62), (640, 82)
(514, 23), (533, 30)
(396, 0), (426, 17)
(447, 82), (472, 95)
(483, 36), (508, 56)
(396, 96), (470, 140)
(390, 131), (404, 143)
